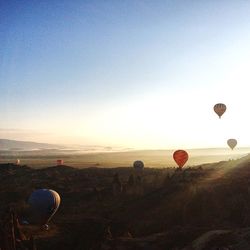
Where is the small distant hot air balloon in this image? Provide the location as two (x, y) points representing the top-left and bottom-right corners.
(133, 160), (144, 170)
(214, 103), (226, 118)
(16, 159), (20, 165)
(133, 160), (144, 176)
(57, 159), (64, 166)
(173, 150), (189, 169)
(227, 139), (237, 150)
(28, 189), (60, 226)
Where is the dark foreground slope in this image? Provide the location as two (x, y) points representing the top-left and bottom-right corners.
(1, 155), (250, 249)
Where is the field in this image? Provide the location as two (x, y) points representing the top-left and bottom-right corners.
(0, 147), (249, 168)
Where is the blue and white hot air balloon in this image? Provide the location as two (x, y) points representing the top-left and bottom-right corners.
(28, 189), (60, 226)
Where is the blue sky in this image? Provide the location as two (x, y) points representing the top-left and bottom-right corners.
(1, 1), (250, 148)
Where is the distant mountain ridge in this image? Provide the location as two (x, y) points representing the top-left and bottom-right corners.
(0, 139), (64, 150)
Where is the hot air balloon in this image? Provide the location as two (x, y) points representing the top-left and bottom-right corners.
(133, 160), (144, 170)
(16, 159), (20, 165)
(173, 150), (189, 169)
(57, 159), (64, 166)
(227, 139), (237, 150)
(28, 189), (60, 226)
(214, 103), (226, 118)
(133, 160), (144, 176)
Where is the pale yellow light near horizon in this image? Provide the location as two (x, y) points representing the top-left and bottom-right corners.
(71, 56), (250, 150)
(3, 81), (250, 150)
(5, 73), (250, 150)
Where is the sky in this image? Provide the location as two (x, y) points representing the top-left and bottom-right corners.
(1, 0), (250, 149)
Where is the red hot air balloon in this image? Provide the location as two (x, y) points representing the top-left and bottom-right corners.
(57, 159), (64, 166)
(173, 150), (189, 169)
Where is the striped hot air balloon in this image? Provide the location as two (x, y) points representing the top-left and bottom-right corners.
(214, 103), (226, 118)
(173, 150), (189, 169)
(227, 139), (237, 150)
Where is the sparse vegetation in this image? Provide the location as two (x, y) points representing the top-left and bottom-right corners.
(1, 154), (250, 249)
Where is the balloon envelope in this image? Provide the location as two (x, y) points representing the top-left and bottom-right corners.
(133, 160), (144, 170)
(28, 189), (60, 225)
(57, 159), (64, 165)
(173, 150), (189, 168)
(214, 103), (226, 118)
(227, 139), (237, 150)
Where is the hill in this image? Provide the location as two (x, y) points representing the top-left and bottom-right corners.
(0, 139), (64, 151)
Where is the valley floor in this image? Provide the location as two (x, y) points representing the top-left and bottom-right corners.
(1, 155), (250, 249)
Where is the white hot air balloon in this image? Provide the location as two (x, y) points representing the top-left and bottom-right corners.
(227, 139), (237, 150)
(28, 189), (61, 226)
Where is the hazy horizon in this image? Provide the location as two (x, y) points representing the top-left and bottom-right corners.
(2, 138), (250, 153)
(1, 139), (250, 168)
